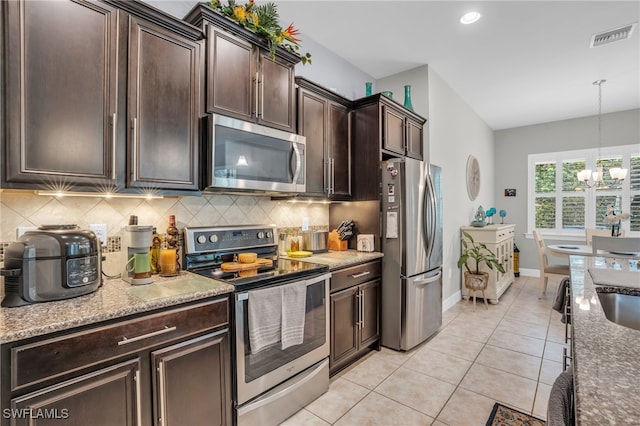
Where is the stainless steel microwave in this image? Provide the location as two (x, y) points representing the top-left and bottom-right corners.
(204, 114), (306, 194)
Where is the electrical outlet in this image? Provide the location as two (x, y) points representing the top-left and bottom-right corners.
(302, 217), (309, 231)
(16, 226), (37, 238)
(89, 224), (108, 246)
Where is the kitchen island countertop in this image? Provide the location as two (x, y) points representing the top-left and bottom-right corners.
(0, 272), (234, 344)
(569, 256), (640, 424)
(281, 249), (383, 270)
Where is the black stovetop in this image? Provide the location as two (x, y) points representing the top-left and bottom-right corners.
(190, 258), (329, 291)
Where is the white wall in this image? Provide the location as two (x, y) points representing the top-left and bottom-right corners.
(428, 69), (495, 306)
(380, 67), (495, 306)
(293, 36), (375, 100)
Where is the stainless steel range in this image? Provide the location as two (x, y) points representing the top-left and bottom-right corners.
(184, 225), (330, 426)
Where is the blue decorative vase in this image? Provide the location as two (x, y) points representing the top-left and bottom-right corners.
(365, 82), (372, 97)
(403, 85), (413, 111)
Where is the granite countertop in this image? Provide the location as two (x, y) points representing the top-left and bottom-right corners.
(0, 272), (234, 344)
(281, 249), (383, 270)
(568, 256), (640, 424)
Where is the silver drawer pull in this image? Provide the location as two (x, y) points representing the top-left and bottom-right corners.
(117, 326), (176, 346)
(350, 271), (371, 279)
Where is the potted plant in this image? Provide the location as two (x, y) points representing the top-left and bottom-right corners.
(457, 231), (506, 292)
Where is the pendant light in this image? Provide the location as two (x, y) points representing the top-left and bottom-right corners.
(577, 79), (627, 188)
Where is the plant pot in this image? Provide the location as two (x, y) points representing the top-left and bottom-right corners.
(464, 271), (489, 291)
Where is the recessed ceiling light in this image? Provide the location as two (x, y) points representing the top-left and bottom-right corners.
(460, 11), (481, 25)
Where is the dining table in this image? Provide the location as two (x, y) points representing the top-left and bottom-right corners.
(547, 243), (640, 259)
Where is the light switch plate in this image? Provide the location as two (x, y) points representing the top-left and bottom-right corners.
(302, 217), (309, 231)
(89, 224), (108, 246)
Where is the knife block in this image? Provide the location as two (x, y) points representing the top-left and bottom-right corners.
(328, 230), (348, 251)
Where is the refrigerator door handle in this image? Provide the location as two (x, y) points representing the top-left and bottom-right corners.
(422, 172), (436, 262)
(414, 271), (442, 286)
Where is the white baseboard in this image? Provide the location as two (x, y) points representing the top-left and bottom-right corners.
(443, 290), (461, 312)
(519, 268), (539, 277)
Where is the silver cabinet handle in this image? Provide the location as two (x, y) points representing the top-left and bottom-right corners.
(131, 117), (137, 180)
(255, 71), (260, 118)
(324, 160), (330, 194)
(117, 326), (176, 346)
(111, 113), (117, 180)
(135, 368), (142, 426)
(330, 158), (335, 195)
(259, 72), (264, 119)
(355, 291), (362, 328)
(158, 360), (166, 426)
(360, 289), (365, 329)
(350, 271), (370, 279)
(563, 347), (572, 372)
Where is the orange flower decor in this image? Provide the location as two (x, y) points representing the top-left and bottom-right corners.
(209, 0), (311, 64)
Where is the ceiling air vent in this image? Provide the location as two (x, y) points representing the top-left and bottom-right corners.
(590, 23), (637, 48)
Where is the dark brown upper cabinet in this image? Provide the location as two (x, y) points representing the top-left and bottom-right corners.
(184, 5), (300, 133)
(2, 0), (204, 193)
(351, 95), (426, 200)
(296, 77), (351, 200)
(3, 0), (123, 188)
(380, 101), (425, 160)
(126, 14), (202, 191)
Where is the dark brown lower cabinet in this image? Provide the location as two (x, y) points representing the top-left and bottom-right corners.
(329, 261), (381, 375)
(152, 333), (229, 426)
(1, 298), (231, 426)
(10, 359), (140, 426)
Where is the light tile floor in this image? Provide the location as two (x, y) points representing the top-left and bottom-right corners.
(281, 276), (567, 426)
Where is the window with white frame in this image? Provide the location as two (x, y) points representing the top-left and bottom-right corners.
(528, 144), (640, 237)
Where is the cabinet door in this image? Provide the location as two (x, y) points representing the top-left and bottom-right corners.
(405, 118), (423, 160)
(297, 89), (328, 197)
(128, 16), (201, 191)
(11, 359), (140, 426)
(258, 50), (295, 132)
(328, 103), (351, 199)
(4, 0), (121, 185)
(382, 106), (406, 155)
(152, 331), (231, 426)
(206, 26), (254, 120)
(330, 287), (359, 369)
(359, 279), (381, 347)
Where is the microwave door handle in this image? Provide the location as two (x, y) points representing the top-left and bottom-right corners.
(291, 143), (302, 183)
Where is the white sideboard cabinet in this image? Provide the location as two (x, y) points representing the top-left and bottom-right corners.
(460, 224), (515, 304)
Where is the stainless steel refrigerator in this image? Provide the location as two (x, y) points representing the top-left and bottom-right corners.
(381, 158), (443, 351)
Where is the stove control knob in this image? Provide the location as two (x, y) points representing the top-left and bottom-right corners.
(209, 234), (218, 243)
(257, 231), (265, 239)
(266, 231), (273, 238)
(197, 235), (206, 244)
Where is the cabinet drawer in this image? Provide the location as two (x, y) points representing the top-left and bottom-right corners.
(331, 261), (381, 293)
(11, 298), (228, 392)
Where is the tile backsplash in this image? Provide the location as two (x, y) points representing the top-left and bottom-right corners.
(0, 191), (329, 251)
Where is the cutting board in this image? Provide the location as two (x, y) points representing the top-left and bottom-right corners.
(220, 258), (272, 272)
(288, 250), (313, 258)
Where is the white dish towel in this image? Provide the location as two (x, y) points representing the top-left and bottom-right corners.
(281, 281), (308, 349)
(248, 285), (282, 354)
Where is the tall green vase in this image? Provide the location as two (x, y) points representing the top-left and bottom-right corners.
(403, 85), (413, 111)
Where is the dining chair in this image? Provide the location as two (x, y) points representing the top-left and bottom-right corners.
(591, 236), (640, 255)
(585, 228), (624, 245)
(533, 229), (571, 299)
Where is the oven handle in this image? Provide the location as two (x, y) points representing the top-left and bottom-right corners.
(236, 272), (332, 301)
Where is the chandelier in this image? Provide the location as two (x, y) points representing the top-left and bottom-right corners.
(577, 79), (627, 188)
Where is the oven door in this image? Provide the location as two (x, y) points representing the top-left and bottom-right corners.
(234, 272), (330, 405)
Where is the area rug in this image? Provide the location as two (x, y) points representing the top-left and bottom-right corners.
(486, 402), (546, 426)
